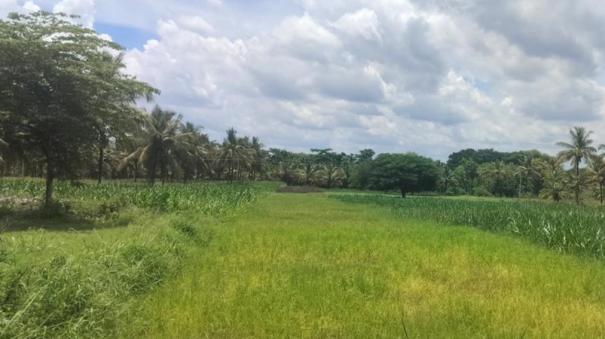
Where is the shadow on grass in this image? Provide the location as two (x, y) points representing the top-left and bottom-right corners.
(277, 185), (325, 193)
(0, 204), (131, 232)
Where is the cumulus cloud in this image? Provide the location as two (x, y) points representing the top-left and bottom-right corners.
(53, 0), (95, 28)
(4, 0), (605, 158)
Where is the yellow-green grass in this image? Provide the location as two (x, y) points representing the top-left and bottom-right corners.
(0, 181), (270, 338)
(124, 193), (605, 338)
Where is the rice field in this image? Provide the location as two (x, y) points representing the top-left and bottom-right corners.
(2, 181), (605, 338)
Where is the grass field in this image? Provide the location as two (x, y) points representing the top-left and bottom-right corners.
(3, 181), (605, 338)
(122, 193), (605, 338)
(0, 180), (274, 338)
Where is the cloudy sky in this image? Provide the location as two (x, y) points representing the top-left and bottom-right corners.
(2, 0), (605, 159)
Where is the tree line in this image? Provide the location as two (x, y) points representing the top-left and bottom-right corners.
(1, 13), (603, 206)
(441, 127), (605, 205)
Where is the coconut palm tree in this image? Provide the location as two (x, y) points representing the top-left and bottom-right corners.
(220, 128), (250, 181)
(588, 155), (605, 205)
(557, 127), (596, 204)
(119, 106), (190, 184)
(515, 155), (535, 197)
(249, 137), (265, 180)
(176, 122), (210, 182)
(479, 161), (514, 196)
(534, 156), (567, 202)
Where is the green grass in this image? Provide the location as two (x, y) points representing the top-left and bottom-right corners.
(124, 193), (605, 338)
(335, 195), (605, 260)
(0, 181), (274, 338)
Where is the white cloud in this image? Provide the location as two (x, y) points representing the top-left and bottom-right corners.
(5, 0), (605, 158)
(22, 0), (39, 12)
(178, 15), (214, 34)
(53, 0), (95, 28)
(333, 8), (381, 42)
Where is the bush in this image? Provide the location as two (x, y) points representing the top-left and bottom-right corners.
(473, 186), (493, 197)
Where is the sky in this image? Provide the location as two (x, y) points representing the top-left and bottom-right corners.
(2, 0), (605, 160)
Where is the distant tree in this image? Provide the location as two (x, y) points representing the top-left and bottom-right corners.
(269, 149), (298, 185)
(0, 12), (156, 205)
(312, 149), (343, 188)
(588, 155), (605, 205)
(220, 128), (250, 181)
(340, 153), (357, 188)
(120, 107), (188, 184)
(300, 153), (319, 185)
(478, 161), (516, 197)
(249, 137), (265, 180)
(357, 149), (375, 163)
(533, 156), (567, 202)
(557, 127), (596, 204)
(358, 153), (439, 198)
(454, 159), (479, 194)
(514, 155), (535, 197)
(438, 164), (457, 194)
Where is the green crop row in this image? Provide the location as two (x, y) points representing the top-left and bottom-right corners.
(334, 195), (605, 260)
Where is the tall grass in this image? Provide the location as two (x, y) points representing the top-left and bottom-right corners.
(334, 195), (605, 259)
(0, 179), (274, 338)
(0, 179), (272, 216)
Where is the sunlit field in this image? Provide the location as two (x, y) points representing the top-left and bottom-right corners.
(3, 181), (605, 338)
(121, 193), (605, 338)
(0, 180), (275, 338)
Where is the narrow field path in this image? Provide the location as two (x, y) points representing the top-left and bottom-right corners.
(124, 193), (605, 338)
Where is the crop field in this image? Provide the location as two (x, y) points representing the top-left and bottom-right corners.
(2, 181), (605, 338)
(335, 194), (605, 259)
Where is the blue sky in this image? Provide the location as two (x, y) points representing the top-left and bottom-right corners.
(94, 22), (156, 49)
(3, 0), (605, 159)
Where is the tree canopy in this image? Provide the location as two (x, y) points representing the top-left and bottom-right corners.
(355, 153), (440, 197)
(0, 12), (157, 204)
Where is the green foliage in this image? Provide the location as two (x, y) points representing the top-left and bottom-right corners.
(336, 195), (605, 259)
(0, 12), (157, 205)
(355, 153), (439, 196)
(0, 179), (270, 216)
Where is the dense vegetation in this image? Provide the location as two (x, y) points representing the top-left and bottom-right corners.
(0, 181), (273, 338)
(336, 194), (605, 259)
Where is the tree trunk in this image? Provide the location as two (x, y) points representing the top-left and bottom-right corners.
(149, 158), (157, 185)
(97, 146), (104, 184)
(400, 187), (407, 198)
(44, 161), (54, 207)
(575, 160), (581, 205)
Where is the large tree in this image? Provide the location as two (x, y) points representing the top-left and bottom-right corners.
(0, 12), (156, 205)
(557, 126), (596, 204)
(357, 153), (439, 198)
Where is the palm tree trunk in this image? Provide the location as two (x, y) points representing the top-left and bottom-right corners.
(97, 146), (104, 184)
(575, 159), (581, 205)
(44, 160), (54, 207)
